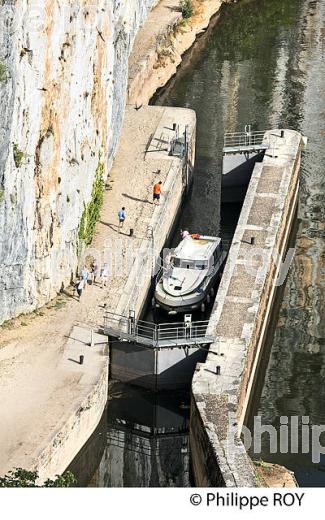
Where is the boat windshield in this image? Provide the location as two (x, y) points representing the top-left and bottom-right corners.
(171, 257), (209, 270)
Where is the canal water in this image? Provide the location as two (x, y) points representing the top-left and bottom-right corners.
(69, 0), (324, 486)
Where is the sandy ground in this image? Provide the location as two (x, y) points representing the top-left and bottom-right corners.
(128, 0), (181, 81)
(0, 105), (174, 475)
(128, 0), (224, 105)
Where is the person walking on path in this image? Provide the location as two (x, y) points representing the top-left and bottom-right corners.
(118, 207), (126, 232)
(101, 262), (109, 288)
(76, 278), (85, 300)
(153, 181), (162, 205)
(81, 265), (89, 289)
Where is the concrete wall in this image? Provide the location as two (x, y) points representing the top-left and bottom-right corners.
(190, 130), (305, 487)
(111, 341), (206, 391)
(36, 353), (108, 483)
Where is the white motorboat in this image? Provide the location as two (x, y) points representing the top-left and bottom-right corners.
(154, 234), (227, 314)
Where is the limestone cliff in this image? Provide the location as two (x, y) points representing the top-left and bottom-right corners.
(0, 0), (158, 323)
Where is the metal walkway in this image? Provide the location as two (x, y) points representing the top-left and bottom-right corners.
(223, 126), (269, 155)
(103, 311), (215, 349)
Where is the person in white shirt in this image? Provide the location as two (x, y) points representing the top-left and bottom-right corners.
(181, 229), (190, 239)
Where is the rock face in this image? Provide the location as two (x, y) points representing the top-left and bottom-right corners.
(0, 0), (158, 324)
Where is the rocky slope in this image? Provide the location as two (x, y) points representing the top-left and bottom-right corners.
(0, 0), (158, 324)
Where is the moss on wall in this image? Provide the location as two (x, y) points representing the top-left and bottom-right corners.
(13, 144), (25, 168)
(0, 61), (7, 82)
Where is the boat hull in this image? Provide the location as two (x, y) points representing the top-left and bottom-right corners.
(154, 251), (227, 314)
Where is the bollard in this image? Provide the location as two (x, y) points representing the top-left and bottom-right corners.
(89, 329), (94, 347)
(216, 365), (221, 375)
(129, 228), (134, 237)
(280, 130), (284, 138)
(172, 123), (176, 131)
(79, 355), (84, 365)
(250, 236), (255, 245)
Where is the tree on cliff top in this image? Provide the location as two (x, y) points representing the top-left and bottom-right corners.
(0, 468), (76, 487)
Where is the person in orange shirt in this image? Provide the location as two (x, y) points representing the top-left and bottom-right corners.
(153, 181), (162, 205)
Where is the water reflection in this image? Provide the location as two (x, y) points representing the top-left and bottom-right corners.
(255, 0), (325, 486)
(68, 383), (191, 487)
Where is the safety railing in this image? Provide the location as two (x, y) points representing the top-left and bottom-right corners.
(223, 128), (269, 152)
(157, 321), (209, 341)
(103, 311), (212, 347)
(103, 312), (130, 335)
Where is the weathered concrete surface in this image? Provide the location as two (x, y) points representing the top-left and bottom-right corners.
(0, 105), (195, 480)
(254, 461), (298, 488)
(128, 0), (235, 105)
(35, 327), (109, 483)
(191, 130), (305, 487)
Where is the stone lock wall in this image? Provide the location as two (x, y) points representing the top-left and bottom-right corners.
(190, 131), (304, 487)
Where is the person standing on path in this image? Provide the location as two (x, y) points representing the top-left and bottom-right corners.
(153, 181), (162, 205)
(181, 229), (190, 239)
(101, 262), (109, 288)
(118, 207), (126, 232)
(81, 266), (89, 289)
(76, 278), (85, 300)
(91, 260), (98, 284)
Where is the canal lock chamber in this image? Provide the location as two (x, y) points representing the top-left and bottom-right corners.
(68, 0), (324, 487)
(67, 137), (249, 487)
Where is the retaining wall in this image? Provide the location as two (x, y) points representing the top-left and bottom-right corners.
(35, 331), (109, 483)
(128, 0), (237, 105)
(190, 130), (305, 486)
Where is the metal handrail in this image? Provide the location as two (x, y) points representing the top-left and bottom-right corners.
(224, 130), (268, 150)
(103, 312), (211, 346)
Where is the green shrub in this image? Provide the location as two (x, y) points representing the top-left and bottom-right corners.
(0, 61), (7, 82)
(180, 0), (193, 19)
(79, 158), (105, 245)
(13, 144), (24, 168)
(0, 468), (76, 487)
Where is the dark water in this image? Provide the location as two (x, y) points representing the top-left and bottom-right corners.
(68, 384), (191, 487)
(153, 0), (325, 486)
(70, 0), (324, 487)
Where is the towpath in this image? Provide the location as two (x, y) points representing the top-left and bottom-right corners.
(0, 105), (182, 476)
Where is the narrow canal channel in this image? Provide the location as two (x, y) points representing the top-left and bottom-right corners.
(69, 0), (324, 486)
